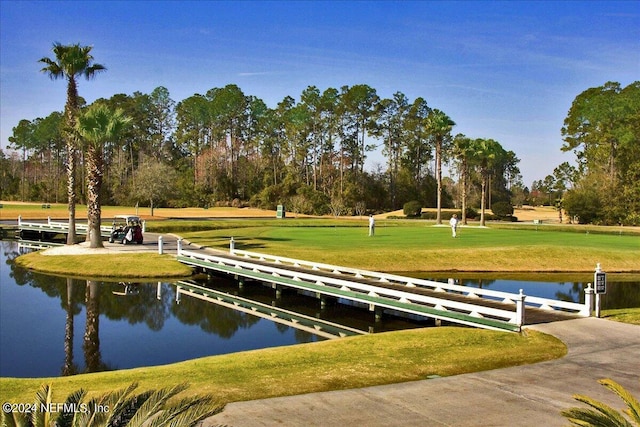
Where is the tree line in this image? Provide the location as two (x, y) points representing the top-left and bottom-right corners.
(527, 81), (639, 225)
(2, 43), (522, 212)
(1, 43), (637, 231)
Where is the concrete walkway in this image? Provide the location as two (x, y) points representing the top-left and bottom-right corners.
(205, 318), (640, 426)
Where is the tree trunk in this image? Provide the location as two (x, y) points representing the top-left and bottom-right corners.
(86, 144), (104, 248)
(480, 175), (487, 227)
(65, 77), (78, 245)
(436, 139), (442, 224)
(461, 161), (468, 225)
(66, 141), (77, 244)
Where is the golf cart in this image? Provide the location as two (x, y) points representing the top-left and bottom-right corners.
(109, 215), (144, 245)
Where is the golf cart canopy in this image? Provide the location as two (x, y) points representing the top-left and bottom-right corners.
(113, 215), (141, 224)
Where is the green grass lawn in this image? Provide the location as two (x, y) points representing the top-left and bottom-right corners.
(602, 307), (640, 325)
(180, 221), (640, 273)
(15, 219), (637, 279)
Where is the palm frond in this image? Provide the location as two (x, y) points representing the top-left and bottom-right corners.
(562, 407), (623, 426)
(77, 104), (131, 148)
(599, 379), (640, 424)
(32, 384), (53, 427)
(70, 410), (91, 427)
(80, 396), (113, 427)
(101, 382), (145, 427)
(83, 64), (107, 79)
(54, 388), (86, 427)
(1, 411), (31, 427)
(562, 407), (612, 426)
(144, 395), (224, 427)
(106, 390), (156, 427)
(563, 393), (634, 427)
(38, 57), (63, 79)
(125, 383), (190, 427)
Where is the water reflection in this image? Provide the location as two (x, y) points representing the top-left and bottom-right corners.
(1, 241), (423, 377)
(62, 278), (77, 376)
(174, 281), (366, 339)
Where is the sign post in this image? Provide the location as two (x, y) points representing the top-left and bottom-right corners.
(594, 263), (606, 318)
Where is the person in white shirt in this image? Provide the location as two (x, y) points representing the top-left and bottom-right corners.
(369, 215), (375, 236)
(449, 214), (458, 238)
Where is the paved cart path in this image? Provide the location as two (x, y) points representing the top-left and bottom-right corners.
(204, 318), (640, 427)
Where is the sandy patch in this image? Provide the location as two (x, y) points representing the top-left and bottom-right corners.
(513, 206), (562, 222)
(377, 206), (563, 223)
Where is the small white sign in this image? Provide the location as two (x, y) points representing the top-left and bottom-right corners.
(595, 271), (606, 294)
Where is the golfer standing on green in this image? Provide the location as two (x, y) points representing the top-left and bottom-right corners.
(369, 214), (375, 236)
(450, 214), (458, 238)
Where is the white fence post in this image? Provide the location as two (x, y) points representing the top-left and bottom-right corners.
(583, 283), (594, 317)
(177, 239), (182, 256)
(158, 236), (164, 255)
(230, 237), (235, 253)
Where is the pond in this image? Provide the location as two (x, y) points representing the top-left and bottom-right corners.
(1, 240), (639, 378)
(0, 241), (425, 377)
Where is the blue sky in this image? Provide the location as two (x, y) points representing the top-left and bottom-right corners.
(1, 1), (638, 187)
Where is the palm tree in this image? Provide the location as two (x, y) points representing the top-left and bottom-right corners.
(426, 109), (455, 224)
(76, 104), (130, 248)
(562, 378), (640, 426)
(1, 382), (225, 427)
(452, 134), (474, 225)
(470, 138), (505, 227)
(39, 43), (106, 245)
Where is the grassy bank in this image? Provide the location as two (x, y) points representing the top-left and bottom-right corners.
(0, 327), (566, 404)
(602, 307), (640, 325)
(14, 251), (193, 279)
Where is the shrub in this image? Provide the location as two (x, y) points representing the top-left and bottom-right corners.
(465, 207), (478, 219)
(403, 200), (422, 217)
(420, 210), (462, 220)
(492, 201), (514, 218)
(420, 211), (437, 220)
(563, 189), (602, 224)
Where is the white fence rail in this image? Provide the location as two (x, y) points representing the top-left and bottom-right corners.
(229, 246), (592, 318)
(18, 216), (112, 234)
(178, 247), (525, 329)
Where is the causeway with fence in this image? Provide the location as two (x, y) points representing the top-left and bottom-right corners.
(176, 238), (597, 333)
